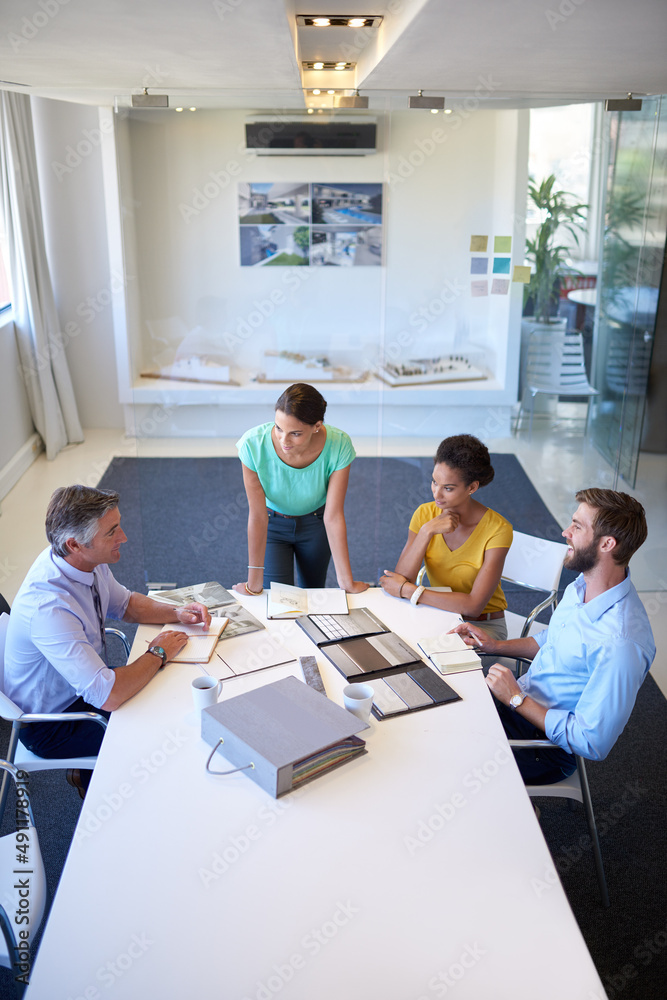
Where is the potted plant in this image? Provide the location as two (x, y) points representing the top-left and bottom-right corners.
(519, 174), (588, 403)
(524, 174), (588, 323)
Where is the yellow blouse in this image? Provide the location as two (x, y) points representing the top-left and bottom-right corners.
(408, 504), (513, 613)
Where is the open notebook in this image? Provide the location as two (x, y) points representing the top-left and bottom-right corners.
(159, 618), (228, 662)
(418, 634), (482, 674)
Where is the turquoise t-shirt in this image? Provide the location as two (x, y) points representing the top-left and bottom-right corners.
(236, 423), (356, 516)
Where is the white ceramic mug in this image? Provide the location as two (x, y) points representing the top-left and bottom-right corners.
(343, 683), (374, 723)
(192, 675), (222, 711)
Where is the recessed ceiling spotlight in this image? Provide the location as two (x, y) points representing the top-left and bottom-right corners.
(312, 88), (321, 94)
(307, 107), (314, 114)
(430, 108), (439, 114)
(296, 15), (383, 28)
(444, 108), (452, 114)
(408, 90), (445, 111)
(175, 107), (184, 112)
(317, 108), (324, 114)
(303, 61), (355, 71)
(327, 89), (335, 94)
(189, 107), (197, 112)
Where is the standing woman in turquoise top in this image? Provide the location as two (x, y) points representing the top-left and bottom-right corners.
(233, 383), (368, 597)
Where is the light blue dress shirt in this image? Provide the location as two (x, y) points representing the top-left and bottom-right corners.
(4, 547), (131, 714)
(518, 570), (655, 760)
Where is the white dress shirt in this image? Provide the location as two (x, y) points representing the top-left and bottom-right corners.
(4, 547), (131, 713)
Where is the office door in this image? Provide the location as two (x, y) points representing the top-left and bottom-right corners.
(590, 96), (667, 486)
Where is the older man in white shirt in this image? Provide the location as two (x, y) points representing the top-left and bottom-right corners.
(5, 485), (211, 795)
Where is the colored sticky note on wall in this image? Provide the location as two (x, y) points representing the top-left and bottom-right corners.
(491, 278), (510, 295)
(470, 235), (488, 252)
(471, 280), (488, 297)
(470, 257), (488, 274)
(513, 265), (531, 283)
(494, 236), (512, 253)
(493, 257), (511, 274)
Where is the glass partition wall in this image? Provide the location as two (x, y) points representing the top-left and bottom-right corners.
(107, 97), (666, 596)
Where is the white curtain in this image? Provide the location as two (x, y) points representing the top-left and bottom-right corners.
(0, 90), (83, 460)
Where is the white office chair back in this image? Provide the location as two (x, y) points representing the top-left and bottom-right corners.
(0, 613), (7, 689)
(502, 531), (567, 593)
(0, 614), (24, 722)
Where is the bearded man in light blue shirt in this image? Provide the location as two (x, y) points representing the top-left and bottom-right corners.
(453, 488), (655, 784)
(5, 485), (211, 795)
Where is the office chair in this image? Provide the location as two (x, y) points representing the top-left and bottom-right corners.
(508, 738), (609, 907)
(0, 613), (129, 825)
(416, 529), (567, 649)
(515, 329), (598, 439)
(0, 759), (46, 997)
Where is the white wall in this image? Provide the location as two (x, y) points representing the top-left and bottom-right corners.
(117, 107), (526, 384)
(31, 97), (123, 428)
(0, 316), (34, 470)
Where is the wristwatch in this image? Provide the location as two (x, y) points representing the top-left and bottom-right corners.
(147, 645), (167, 669)
(509, 692), (526, 711)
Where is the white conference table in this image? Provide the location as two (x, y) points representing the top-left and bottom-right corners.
(26, 590), (606, 1000)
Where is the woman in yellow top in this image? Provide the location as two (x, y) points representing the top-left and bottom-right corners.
(380, 434), (512, 640)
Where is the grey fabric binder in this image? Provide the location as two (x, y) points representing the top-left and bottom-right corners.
(201, 675), (369, 797)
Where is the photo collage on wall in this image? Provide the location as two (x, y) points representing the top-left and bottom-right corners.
(238, 183), (383, 267)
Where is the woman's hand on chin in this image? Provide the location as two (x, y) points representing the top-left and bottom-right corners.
(427, 509), (460, 534)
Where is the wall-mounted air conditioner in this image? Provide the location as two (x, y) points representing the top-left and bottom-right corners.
(245, 116), (377, 155)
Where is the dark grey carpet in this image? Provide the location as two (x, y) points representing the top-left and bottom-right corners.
(94, 453), (576, 621)
(1, 454), (664, 999)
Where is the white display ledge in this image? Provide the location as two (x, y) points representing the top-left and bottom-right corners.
(125, 372), (507, 406)
(123, 373), (515, 439)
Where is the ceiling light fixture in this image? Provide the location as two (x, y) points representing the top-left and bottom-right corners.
(304, 61), (355, 71)
(335, 89), (369, 109)
(605, 92), (643, 111)
(296, 15), (383, 28)
(131, 87), (168, 109)
(408, 90), (445, 111)
(175, 107), (184, 112)
(312, 88), (321, 94)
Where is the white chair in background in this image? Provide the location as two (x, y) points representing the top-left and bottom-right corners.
(501, 530), (568, 638)
(516, 329), (598, 438)
(0, 759), (47, 996)
(0, 613), (129, 825)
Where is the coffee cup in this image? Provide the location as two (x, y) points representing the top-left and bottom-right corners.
(343, 683), (374, 723)
(192, 675), (222, 711)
